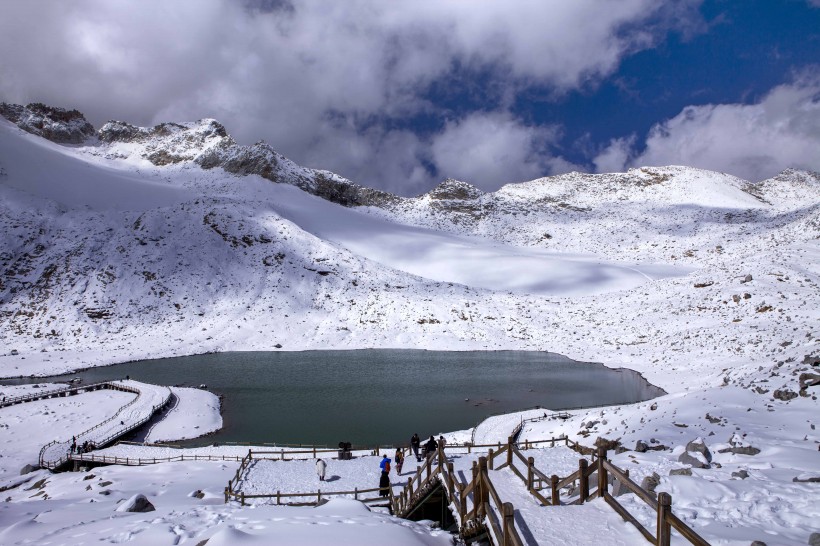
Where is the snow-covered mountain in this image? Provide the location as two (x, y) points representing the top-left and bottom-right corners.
(0, 103), (818, 401)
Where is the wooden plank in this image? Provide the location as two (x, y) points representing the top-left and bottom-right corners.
(555, 469), (580, 490)
(603, 492), (656, 544)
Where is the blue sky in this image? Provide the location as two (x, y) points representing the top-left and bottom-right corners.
(0, 0), (818, 195)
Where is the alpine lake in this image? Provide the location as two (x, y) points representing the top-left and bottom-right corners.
(2, 350), (664, 447)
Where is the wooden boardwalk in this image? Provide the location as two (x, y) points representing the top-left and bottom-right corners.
(36, 380), (172, 470)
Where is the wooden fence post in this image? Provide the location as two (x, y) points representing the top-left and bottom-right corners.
(241, 492), (245, 506)
(503, 502), (514, 545)
(551, 475), (560, 506)
(579, 459), (589, 504)
(597, 447), (608, 497)
(507, 436), (513, 467)
(488, 448), (495, 470)
(447, 461), (455, 501)
(408, 477), (413, 498)
(478, 457), (489, 519)
(657, 492), (672, 546)
(527, 457), (534, 493)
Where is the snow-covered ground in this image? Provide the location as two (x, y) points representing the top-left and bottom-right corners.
(0, 106), (818, 544)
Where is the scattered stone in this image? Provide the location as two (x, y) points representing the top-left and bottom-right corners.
(809, 532), (820, 546)
(694, 281), (714, 288)
(635, 440), (648, 453)
(593, 437), (621, 451)
(669, 468), (692, 476)
(751, 541), (767, 546)
(673, 423), (689, 428)
(799, 372), (820, 391)
(743, 293), (752, 299)
(792, 474), (820, 483)
(705, 413), (721, 424)
(718, 433), (761, 456)
(116, 494), (155, 513)
(274, 343), (283, 349)
(732, 294), (741, 303)
(773, 389), (798, 402)
(678, 451), (710, 469)
(20, 464), (38, 475)
(99, 481), (113, 487)
(640, 472), (661, 497)
(83, 474), (96, 481)
(191, 489), (205, 499)
(679, 438), (712, 468)
(732, 470), (749, 480)
(741, 274), (753, 283)
(649, 403), (658, 411)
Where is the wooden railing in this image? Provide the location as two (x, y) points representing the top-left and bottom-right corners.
(391, 441), (525, 546)
(224, 448), (395, 506)
(1, 381), (113, 408)
(595, 447), (710, 546)
(73, 452), (245, 466)
(38, 383), (172, 470)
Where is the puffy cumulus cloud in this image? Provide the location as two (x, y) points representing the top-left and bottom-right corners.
(0, 0), (702, 193)
(430, 112), (568, 191)
(594, 75), (820, 181)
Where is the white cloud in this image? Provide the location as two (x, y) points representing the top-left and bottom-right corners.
(594, 75), (820, 181)
(593, 136), (636, 174)
(430, 112), (562, 191)
(0, 0), (702, 193)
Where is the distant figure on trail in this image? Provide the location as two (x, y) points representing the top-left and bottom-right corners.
(411, 433), (421, 462)
(379, 455), (391, 474)
(379, 470), (390, 498)
(423, 436), (437, 461)
(315, 458), (327, 481)
(394, 448), (404, 475)
(70, 439), (76, 454)
(439, 435), (447, 448)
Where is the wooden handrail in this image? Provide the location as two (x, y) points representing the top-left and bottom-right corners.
(602, 460), (658, 508)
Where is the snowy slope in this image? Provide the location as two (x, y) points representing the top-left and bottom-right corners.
(0, 104), (818, 546)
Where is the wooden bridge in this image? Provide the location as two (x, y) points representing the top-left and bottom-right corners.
(36, 380), (172, 470)
(225, 437), (711, 546)
(0, 381), (130, 408)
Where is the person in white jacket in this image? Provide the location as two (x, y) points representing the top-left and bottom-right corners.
(316, 458), (327, 481)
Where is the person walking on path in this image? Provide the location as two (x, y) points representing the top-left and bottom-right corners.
(379, 454), (391, 474)
(315, 458), (327, 481)
(424, 435), (437, 461)
(379, 470), (390, 498)
(411, 433), (421, 462)
(394, 448), (404, 475)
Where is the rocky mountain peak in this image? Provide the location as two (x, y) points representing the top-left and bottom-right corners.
(0, 102), (95, 144)
(425, 178), (483, 201)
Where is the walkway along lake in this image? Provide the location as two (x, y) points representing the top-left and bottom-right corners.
(2, 350), (664, 446)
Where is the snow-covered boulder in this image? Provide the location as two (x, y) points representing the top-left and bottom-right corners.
(115, 493), (155, 513)
(678, 437), (712, 468)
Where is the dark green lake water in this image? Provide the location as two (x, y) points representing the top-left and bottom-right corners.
(2, 350), (663, 446)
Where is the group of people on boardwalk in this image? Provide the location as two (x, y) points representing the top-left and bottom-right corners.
(69, 436), (94, 456)
(410, 433), (443, 462)
(379, 433), (445, 498)
(311, 433), (449, 499)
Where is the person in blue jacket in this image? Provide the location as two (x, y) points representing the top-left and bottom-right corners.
(379, 454), (391, 474)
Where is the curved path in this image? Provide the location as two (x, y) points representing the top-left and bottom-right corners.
(38, 380), (172, 469)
